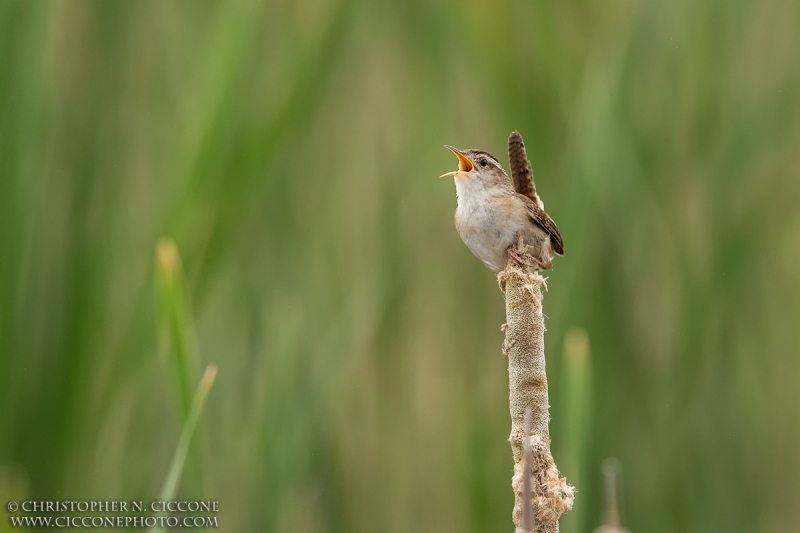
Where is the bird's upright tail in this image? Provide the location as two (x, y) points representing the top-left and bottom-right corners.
(508, 131), (539, 205)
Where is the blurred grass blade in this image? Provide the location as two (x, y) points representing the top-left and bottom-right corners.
(594, 458), (630, 533)
(155, 238), (200, 420)
(150, 364), (217, 533)
(559, 328), (592, 533)
(155, 238), (208, 498)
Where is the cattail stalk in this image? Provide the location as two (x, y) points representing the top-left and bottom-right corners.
(522, 407), (534, 532)
(501, 258), (574, 533)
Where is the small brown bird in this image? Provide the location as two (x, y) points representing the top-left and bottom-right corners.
(440, 131), (564, 272)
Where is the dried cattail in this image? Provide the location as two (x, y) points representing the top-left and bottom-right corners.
(501, 256), (574, 532)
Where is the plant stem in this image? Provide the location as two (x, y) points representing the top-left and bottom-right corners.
(501, 260), (574, 532)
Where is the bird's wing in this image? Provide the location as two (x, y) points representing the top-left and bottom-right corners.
(508, 131), (538, 202)
(516, 193), (565, 255)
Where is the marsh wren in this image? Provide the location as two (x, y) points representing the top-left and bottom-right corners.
(440, 131), (564, 272)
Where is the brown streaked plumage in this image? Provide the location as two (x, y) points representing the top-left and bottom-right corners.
(517, 193), (564, 256)
(440, 132), (564, 272)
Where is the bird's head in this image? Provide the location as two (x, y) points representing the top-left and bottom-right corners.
(440, 145), (509, 187)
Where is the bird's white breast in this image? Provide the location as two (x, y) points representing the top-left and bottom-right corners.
(454, 176), (523, 272)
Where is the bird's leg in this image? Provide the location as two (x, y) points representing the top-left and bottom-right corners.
(508, 243), (551, 272)
(507, 246), (528, 268)
(510, 235), (548, 270)
(507, 235), (530, 269)
(509, 234), (555, 271)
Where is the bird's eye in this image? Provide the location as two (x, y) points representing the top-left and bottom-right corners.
(480, 159), (488, 167)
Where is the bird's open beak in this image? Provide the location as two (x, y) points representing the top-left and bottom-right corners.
(440, 145), (474, 178)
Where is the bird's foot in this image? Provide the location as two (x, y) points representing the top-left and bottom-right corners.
(507, 245), (534, 269)
(508, 239), (550, 272)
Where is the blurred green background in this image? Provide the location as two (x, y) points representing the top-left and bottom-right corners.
(1, 0), (799, 531)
